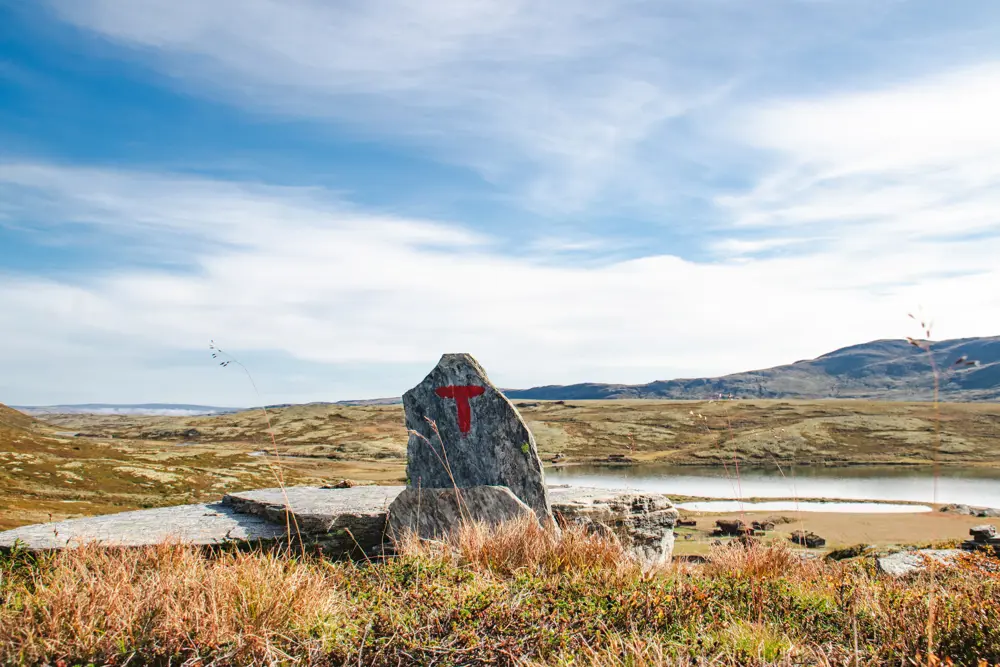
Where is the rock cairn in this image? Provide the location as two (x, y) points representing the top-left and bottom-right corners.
(963, 524), (1000, 556)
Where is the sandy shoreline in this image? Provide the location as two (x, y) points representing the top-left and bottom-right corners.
(673, 504), (992, 555)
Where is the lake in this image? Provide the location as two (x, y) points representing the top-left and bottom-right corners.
(548, 464), (1000, 511)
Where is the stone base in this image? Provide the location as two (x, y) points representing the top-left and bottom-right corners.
(387, 485), (536, 542)
(547, 486), (679, 564)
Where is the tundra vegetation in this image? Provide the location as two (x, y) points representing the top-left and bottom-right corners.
(6, 399), (1000, 530)
(2, 518), (999, 666)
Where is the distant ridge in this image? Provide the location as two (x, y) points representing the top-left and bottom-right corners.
(13, 337), (1000, 411)
(16, 404), (242, 417)
(505, 336), (1000, 402)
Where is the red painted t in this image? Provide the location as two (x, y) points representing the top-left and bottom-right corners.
(435, 385), (485, 434)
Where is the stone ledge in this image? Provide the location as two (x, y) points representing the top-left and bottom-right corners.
(2, 485), (678, 561)
(0, 502), (288, 551)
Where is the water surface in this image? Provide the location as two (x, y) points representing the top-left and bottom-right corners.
(677, 501), (931, 514)
(549, 464), (1000, 507)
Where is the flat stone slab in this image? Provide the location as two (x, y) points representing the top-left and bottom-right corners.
(876, 549), (963, 577)
(223, 485), (402, 556)
(1, 485), (678, 560)
(224, 485), (401, 532)
(0, 503), (287, 550)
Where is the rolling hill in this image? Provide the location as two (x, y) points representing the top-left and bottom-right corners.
(505, 336), (1000, 402)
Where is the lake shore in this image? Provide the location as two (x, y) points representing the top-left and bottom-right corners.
(672, 505), (992, 555)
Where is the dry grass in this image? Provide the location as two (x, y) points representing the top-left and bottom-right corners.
(3, 520), (1000, 666)
(397, 515), (633, 576)
(703, 539), (815, 581)
(1, 543), (349, 664)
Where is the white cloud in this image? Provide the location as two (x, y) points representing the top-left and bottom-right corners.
(723, 62), (1000, 242)
(2, 162), (1000, 404)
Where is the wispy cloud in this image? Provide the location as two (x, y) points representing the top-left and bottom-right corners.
(722, 62), (1000, 243)
(2, 161), (1000, 404)
(39, 0), (907, 215)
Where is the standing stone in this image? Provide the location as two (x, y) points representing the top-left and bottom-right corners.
(402, 353), (553, 523)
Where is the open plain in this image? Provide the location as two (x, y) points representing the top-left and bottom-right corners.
(4, 399), (999, 552)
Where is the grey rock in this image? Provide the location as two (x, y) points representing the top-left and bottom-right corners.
(224, 485), (400, 557)
(403, 353), (552, 523)
(387, 485), (536, 541)
(713, 519), (749, 536)
(877, 549), (962, 576)
(940, 504), (1000, 518)
(790, 530), (826, 548)
(547, 486), (679, 564)
(0, 503), (287, 551)
(970, 524), (997, 540)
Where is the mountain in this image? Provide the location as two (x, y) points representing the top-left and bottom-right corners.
(505, 336), (1000, 401)
(15, 404), (242, 417)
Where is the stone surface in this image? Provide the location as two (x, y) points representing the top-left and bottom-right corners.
(790, 530), (826, 548)
(387, 485), (536, 541)
(547, 486), (679, 564)
(1, 486), (678, 562)
(403, 353), (552, 522)
(0, 503), (288, 550)
(970, 524), (997, 540)
(713, 519), (749, 536)
(940, 504), (1000, 518)
(224, 485), (399, 556)
(961, 524), (1000, 555)
(877, 549), (962, 576)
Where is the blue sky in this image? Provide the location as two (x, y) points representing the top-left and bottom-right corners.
(2, 0), (1000, 406)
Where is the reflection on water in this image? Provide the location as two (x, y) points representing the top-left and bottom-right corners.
(677, 501), (931, 514)
(548, 464), (1000, 507)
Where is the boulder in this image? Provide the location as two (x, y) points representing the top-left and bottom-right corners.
(970, 524), (997, 541)
(714, 519), (749, 537)
(940, 503), (974, 515)
(403, 353), (552, 523)
(877, 549), (962, 577)
(223, 486), (400, 557)
(549, 486), (679, 564)
(940, 504), (1000, 518)
(790, 530), (826, 548)
(387, 485), (535, 541)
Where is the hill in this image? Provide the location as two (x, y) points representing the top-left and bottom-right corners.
(0, 402), (43, 432)
(506, 336), (1000, 401)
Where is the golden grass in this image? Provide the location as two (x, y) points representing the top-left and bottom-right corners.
(397, 515), (634, 576)
(1, 543), (348, 664)
(2, 519), (999, 666)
